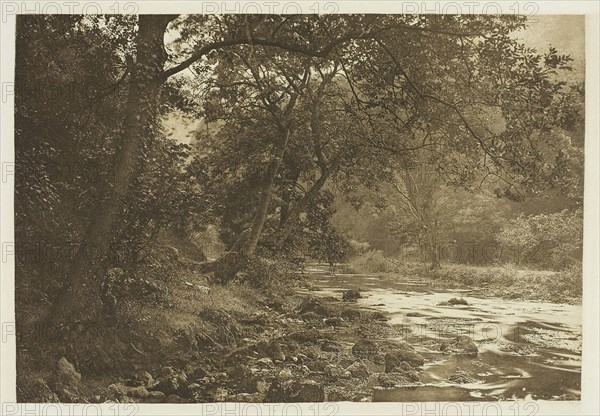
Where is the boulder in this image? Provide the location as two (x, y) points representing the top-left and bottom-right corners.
(448, 369), (478, 384)
(342, 289), (362, 302)
(229, 365), (256, 392)
(384, 344), (425, 372)
(278, 369), (294, 379)
(56, 357), (81, 387)
(128, 386), (149, 398)
(256, 380), (271, 394)
(256, 357), (274, 367)
(228, 392), (265, 403)
(440, 336), (478, 357)
(198, 309), (242, 345)
(321, 341), (343, 352)
(166, 394), (183, 403)
(155, 376), (179, 395)
(378, 372), (418, 388)
(370, 311), (388, 321)
(266, 341), (286, 362)
(145, 390), (166, 403)
(351, 340), (379, 359)
(297, 297), (330, 316)
(346, 361), (370, 379)
(266, 380), (325, 402)
(339, 308), (363, 322)
(324, 364), (352, 380)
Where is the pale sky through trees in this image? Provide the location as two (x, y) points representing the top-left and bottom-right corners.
(163, 15), (586, 144)
(519, 15), (585, 79)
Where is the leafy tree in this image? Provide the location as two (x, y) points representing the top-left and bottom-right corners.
(496, 209), (583, 269)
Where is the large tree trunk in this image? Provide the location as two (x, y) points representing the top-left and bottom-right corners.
(240, 129), (291, 256)
(273, 168), (331, 248)
(50, 16), (174, 328)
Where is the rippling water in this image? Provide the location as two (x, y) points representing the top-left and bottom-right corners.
(304, 265), (582, 401)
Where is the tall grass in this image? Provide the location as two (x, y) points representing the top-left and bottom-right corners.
(349, 251), (582, 303)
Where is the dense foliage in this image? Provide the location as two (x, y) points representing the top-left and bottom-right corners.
(14, 14), (584, 325)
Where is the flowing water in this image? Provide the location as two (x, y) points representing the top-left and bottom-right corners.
(303, 264), (582, 402)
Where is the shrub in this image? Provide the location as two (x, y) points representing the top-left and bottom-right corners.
(350, 250), (402, 274)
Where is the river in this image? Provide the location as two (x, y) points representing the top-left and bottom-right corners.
(303, 264), (582, 402)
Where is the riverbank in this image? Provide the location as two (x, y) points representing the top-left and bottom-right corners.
(17, 254), (581, 403)
(349, 253), (582, 304)
(17, 259), (447, 403)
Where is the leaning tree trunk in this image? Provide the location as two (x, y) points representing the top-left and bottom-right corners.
(240, 129), (290, 256)
(50, 15), (174, 329)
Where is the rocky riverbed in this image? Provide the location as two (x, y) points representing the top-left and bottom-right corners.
(86, 287), (488, 403)
(27, 264), (581, 403)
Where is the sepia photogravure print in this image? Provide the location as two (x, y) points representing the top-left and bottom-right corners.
(1, 2), (599, 415)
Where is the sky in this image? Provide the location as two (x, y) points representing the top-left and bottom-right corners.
(518, 15), (586, 79)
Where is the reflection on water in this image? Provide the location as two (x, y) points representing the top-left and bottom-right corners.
(305, 264), (582, 401)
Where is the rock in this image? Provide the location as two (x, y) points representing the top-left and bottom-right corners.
(339, 308), (363, 322)
(406, 312), (425, 317)
(342, 289), (362, 301)
(324, 317), (345, 327)
(301, 311), (323, 322)
(160, 366), (175, 377)
(448, 369), (478, 384)
(198, 309), (242, 345)
(346, 361), (370, 379)
(370, 311), (388, 321)
(266, 380), (325, 402)
(127, 386), (149, 398)
(378, 372), (418, 388)
(107, 383), (128, 398)
(325, 364), (352, 380)
(125, 378), (144, 387)
(385, 344), (425, 371)
(306, 360), (328, 372)
(352, 340), (379, 359)
(447, 297), (469, 306)
(267, 341), (286, 362)
(372, 354), (385, 365)
(440, 336), (478, 357)
(266, 300), (285, 312)
(210, 387), (229, 402)
(228, 392), (265, 402)
(188, 366), (208, 381)
(321, 341), (343, 352)
(297, 297), (330, 316)
(327, 389), (354, 401)
(155, 377), (179, 395)
(146, 390), (166, 402)
(166, 394), (182, 403)
(256, 357), (274, 367)
(187, 383), (202, 392)
(256, 380), (271, 394)
(56, 357), (81, 387)
(140, 371), (155, 387)
(230, 365), (256, 392)
(278, 369), (294, 379)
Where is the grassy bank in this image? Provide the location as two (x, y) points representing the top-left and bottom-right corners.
(349, 250), (582, 304)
